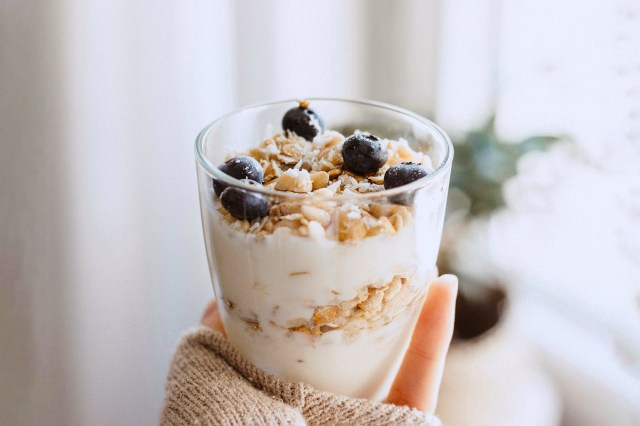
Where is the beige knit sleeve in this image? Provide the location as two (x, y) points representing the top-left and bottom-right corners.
(160, 327), (439, 426)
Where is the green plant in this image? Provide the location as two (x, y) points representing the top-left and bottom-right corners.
(441, 118), (559, 339)
(450, 117), (559, 217)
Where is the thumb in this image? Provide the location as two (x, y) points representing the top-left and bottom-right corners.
(387, 274), (457, 413)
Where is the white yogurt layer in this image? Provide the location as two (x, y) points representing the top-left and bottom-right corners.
(204, 199), (441, 400)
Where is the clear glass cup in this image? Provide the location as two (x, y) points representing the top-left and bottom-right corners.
(195, 98), (453, 400)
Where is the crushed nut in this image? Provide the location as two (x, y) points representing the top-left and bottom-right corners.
(281, 143), (303, 160)
(358, 288), (385, 319)
(275, 169), (313, 193)
(368, 174), (385, 185)
(301, 205), (331, 227)
(328, 168), (343, 179)
(307, 220), (326, 239)
(340, 220), (367, 242)
(310, 171), (330, 190)
(312, 306), (341, 325)
(282, 274), (417, 337)
(366, 216), (396, 237)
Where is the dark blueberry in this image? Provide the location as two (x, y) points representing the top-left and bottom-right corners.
(213, 156), (264, 197)
(384, 162), (429, 205)
(341, 133), (388, 175)
(220, 179), (270, 220)
(384, 162), (429, 189)
(282, 100), (324, 141)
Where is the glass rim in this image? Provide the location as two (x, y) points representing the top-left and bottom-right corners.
(195, 97), (453, 201)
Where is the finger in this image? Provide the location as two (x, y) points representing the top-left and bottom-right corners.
(387, 274), (458, 413)
(201, 299), (226, 336)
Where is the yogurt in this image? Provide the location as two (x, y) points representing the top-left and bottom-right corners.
(200, 128), (447, 400)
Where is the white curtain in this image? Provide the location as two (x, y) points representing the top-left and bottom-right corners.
(1, 1), (439, 424)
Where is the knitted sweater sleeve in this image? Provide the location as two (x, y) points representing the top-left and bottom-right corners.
(160, 327), (440, 426)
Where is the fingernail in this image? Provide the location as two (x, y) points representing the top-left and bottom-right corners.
(438, 274), (459, 291)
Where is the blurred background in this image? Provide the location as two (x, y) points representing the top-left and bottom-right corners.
(1, 0), (639, 425)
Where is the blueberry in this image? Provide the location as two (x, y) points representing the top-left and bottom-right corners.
(282, 100), (324, 141)
(384, 162), (429, 205)
(213, 156), (264, 197)
(341, 133), (388, 175)
(220, 179), (270, 220)
(384, 162), (429, 189)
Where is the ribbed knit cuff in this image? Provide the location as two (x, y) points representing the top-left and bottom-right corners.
(161, 327), (440, 426)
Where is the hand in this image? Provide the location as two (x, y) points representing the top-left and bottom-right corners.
(201, 275), (457, 414)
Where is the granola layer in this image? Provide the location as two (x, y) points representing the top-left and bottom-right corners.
(222, 275), (422, 338)
(285, 275), (418, 337)
(214, 130), (431, 242)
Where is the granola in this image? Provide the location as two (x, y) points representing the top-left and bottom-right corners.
(215, 130), (430, 242)
(284, 275), (418, 337)
(223, 275), (420, 338)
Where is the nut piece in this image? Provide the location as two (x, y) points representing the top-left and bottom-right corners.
(368, 174), (385, 185)
(301, 205), (331, 227)
(383, 276), (403, 302)
(389, 213), (404, 231)
(307, 221), (325, 239)
(366, 216), (396, 237)
(263, 160), (282, 183)
(358, 288), (385, 318)
(281, 143), (303, 160)
(339, 220), (367, 242)
(369, 203), (396, 218)
(312, 306), (340, 325)
(328, 168), (342, 179)
(275, 169), (313, 193)
(310, 171), (330, 190)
